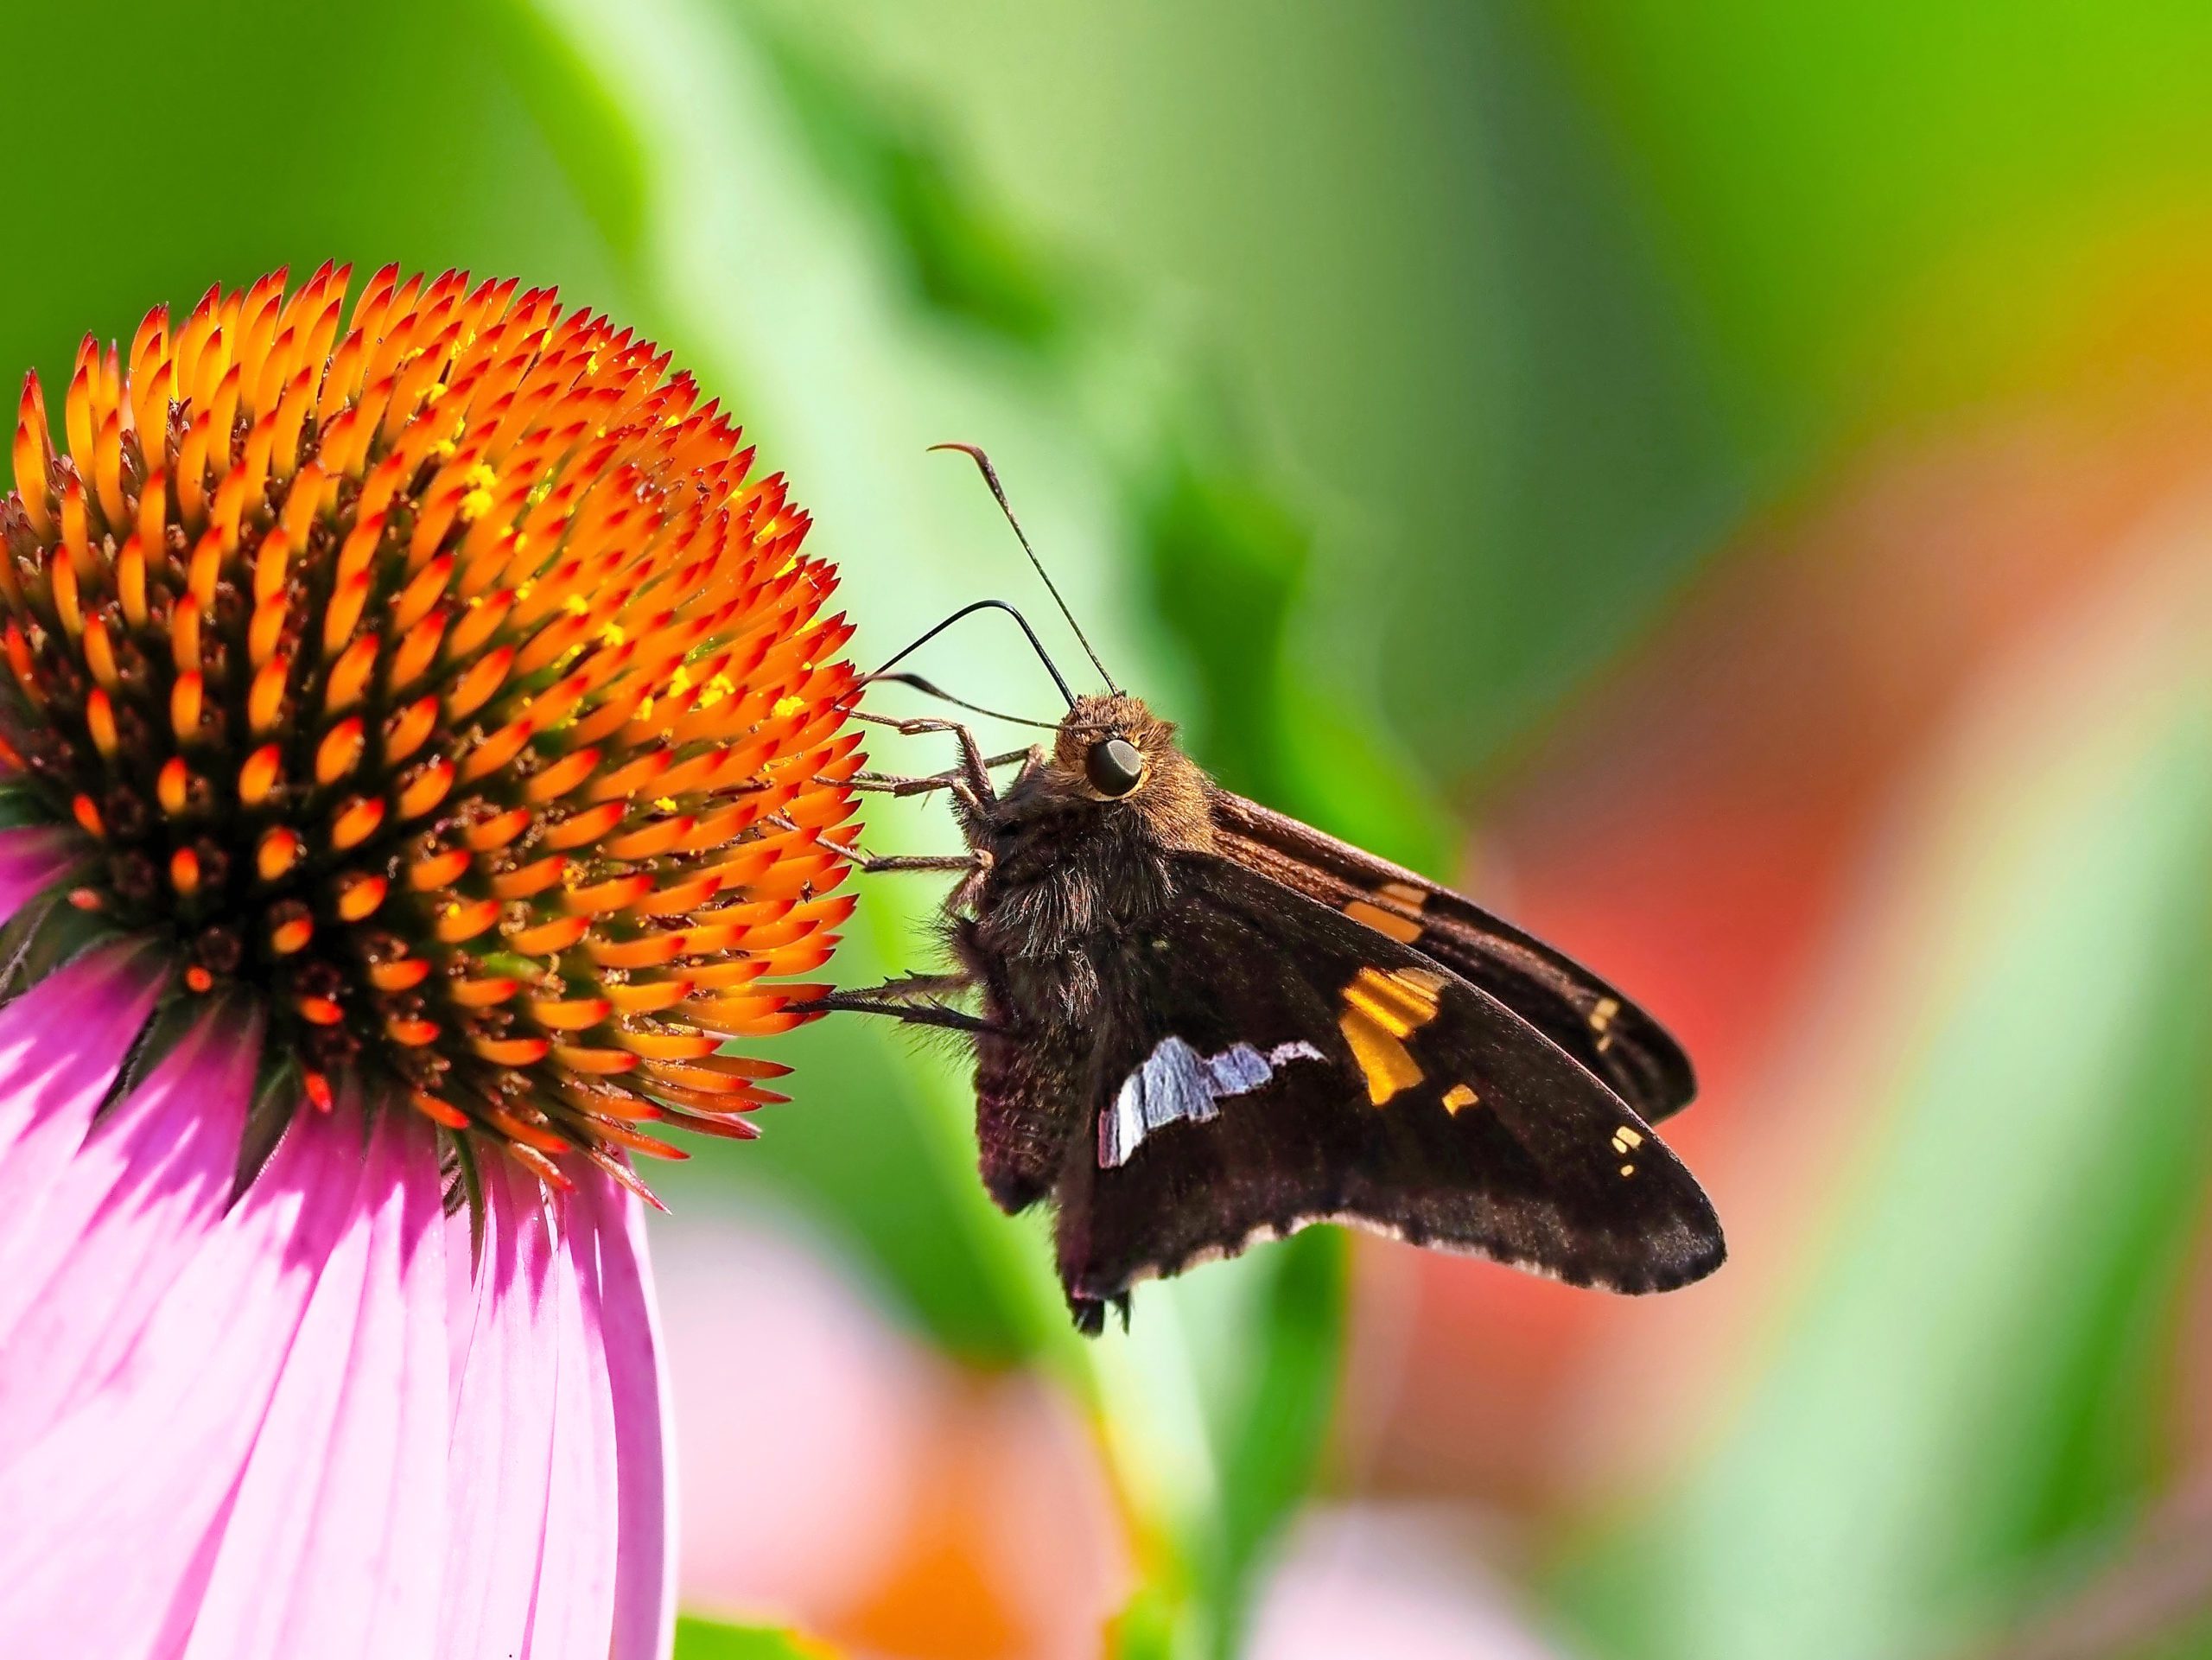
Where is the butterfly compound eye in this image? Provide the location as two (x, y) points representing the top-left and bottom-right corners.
(1084, 736), (1146, 797)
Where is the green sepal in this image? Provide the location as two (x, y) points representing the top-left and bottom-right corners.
(95, 990), (206, 1126)
(0, 785), (60, 831)
(0, 884), (123, 1012)
(234, 1047), (301, 1198)
(443, 1125), (487, 1263)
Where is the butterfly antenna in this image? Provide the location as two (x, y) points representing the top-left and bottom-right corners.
(930, 442), (1120, 696)
(868, 599), (1077, 709)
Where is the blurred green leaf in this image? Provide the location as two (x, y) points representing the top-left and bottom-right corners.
(0, 0), (626, 391)
(1107, 1583), (1183, 1660)
(743, 16), (1077, 349)
(482, 0), (652, 267)
(674, 1613), (839, 1659)
(1203, 1228), (1348, 1660)
(1538, 0), (2212, 419)
(1550, 689), (2212, 1660)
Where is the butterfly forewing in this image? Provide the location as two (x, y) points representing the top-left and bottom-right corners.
(1053, 854), (1724, 1325)
(1210, 789), (1697, 1126)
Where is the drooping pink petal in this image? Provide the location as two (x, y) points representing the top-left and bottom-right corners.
(0, 944), (170, 1349)
(435, 1162), (569, 1653)
(0, 1013), (675, 1657)
(0, 980), (253, 1446)
(0, 1003), (351, 1650)
(176, 1098), (452, 1659)
(0, 824), (83, 919)
(594, 1176), (678, 1660)
(523, 1165), (623, 1660)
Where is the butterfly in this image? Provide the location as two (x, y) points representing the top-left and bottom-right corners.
(821, 451), (1723, 1333)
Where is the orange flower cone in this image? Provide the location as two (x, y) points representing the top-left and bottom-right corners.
(0, 264), (859, 1657)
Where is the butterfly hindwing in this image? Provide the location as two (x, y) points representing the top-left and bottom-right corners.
(1052, 854), (1725, 1326)
(1210, 789), (1697, 1126)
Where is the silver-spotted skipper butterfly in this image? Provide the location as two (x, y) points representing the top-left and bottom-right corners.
(817, 448), (1723, 1333)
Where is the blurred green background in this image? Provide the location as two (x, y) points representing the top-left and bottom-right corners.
(12, 2), (2212, 1656)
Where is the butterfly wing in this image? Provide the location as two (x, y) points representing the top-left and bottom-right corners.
(1052, 853), (1723, 1328)
(1210, 788), (1697, 1126)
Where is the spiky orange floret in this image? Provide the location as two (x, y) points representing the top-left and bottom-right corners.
(0, 264), (861, 1194)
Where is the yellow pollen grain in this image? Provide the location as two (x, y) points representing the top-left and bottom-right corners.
(459, 489), (494, 523)
(428, 439), (456, 463)
(772, 694), (806, 720)
(563, 594), (589, 617)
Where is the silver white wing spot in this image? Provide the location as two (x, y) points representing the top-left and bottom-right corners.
(1100, 1036), (1325, 1168)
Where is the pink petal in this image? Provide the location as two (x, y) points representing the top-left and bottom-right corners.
(178, 1101), (452, 1659)
(591, 1177), (677, 1660)
(0, 824), (83, 919)
(0, 965), (676, 1657)
(522, 1171), (622, 1660)
(0, 990), (254, 1445)
(0, 944), (169, 1347)
(435, 1161), (567, 1652)
(0, 1021), (361, 1650)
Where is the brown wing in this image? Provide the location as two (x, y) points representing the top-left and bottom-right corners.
(1209, 788), (1696, 1125)
(1052, 854), (1723, 1331)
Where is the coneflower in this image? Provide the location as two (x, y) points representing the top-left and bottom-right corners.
(0, 264), (861, 1657)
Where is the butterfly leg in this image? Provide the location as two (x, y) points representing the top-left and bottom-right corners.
(796, 831), (994, 915)
(793, 976), (992, 1035)
(845, 747), (1028, 798)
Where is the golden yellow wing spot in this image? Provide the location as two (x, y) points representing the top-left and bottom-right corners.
(1610, 1125), (1643, 1155)
(1344, 899), (1422, 944)
(1343, 964), (1446, 1039)
(1441, 1083), (1479, 1114)
(1339, 965), (1446, 1104)
(1591, 995), (1622, 1053)
(1378, 881), (1427, 906)
(1620, 1163), (1637, 1178)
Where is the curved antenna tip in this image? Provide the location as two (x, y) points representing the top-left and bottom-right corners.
(926, 442), (1120, 696)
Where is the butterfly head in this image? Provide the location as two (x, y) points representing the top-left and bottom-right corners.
(1046, 693), (1214, 846)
